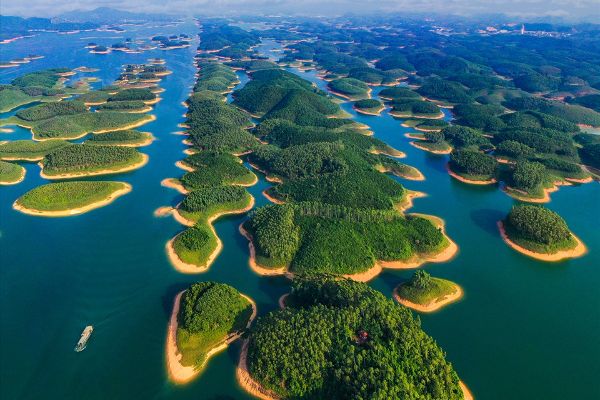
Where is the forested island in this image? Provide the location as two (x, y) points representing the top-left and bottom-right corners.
(499, 204), (586, 261)
(39, 144), (148, 178)
(13, 181), (131, 216)
(239, 277), (470, 399)
(353, 99), (384, 115)
(394, 270), (462, 312)
(0, 160), (25, 185)
(167, 282), (255, 383)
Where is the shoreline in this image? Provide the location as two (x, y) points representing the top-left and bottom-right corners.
(502, 184), (557, 204)
(375, 164), (425, 181)
(247, 163), (283, 183)
(167, 291), (257, 385)
(40, 154), (148, 179)
(460, 381), (474, 400)
(175, 160), (195, 172)
(13, 183), (131, 217)
(396, 190), (427, 213)
(236, 340), (280, 400)
(239, 223), (290, 277)
(262, 189), (284, 204)
(343, 264), (383, 282)
(380, 213), (458, 269)
(409, 141), (452, 155)
(166, 197), (255, 274)
(353, 105), (384, 116)
(393, 284), (463, 312)
(91, 114), (156, 134)
(161, 178), (189, 194)
(497, 221), (587, 262)
(0, 165), (26, 185)
(446, 164), (497, 185)
(369, 147), (406, 158)
(87, 134), (154, 148)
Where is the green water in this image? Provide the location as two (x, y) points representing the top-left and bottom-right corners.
(1, 29), (599, 400)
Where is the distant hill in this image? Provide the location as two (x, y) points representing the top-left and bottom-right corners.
(0, 15), (99, 39)
(55, 7), (179, 24)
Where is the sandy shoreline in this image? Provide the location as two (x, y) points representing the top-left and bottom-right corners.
(396, 190), (427, 213)
(262, 189), (284, 204)
(175, 160), (195, 172)
(409, 141), (452, 155)
(239, 223), (290, 277)
(353, 105), (384, 116)
(393, 284), (463, 312)
(391, 111), (444, 119)
(502, 184), (557, 203)
(236, 340), (281, 400)
(40, 154), (148, 179)
(460, 381), (474, 400)
(380, 213), (458, 269)
(166, 197), (255, 274)
(247, 162), (283, 183)
(167, 291), (257, 384)
(369, 147), (406, 158)
(13, 183), (131, 217)
(446, 164), (497, 185)
(0, 165), (26, 185)
(161, 178), (189, 194)
(375, 163), (425, 181)
(343, 264), (383, 282)
(497, 221), (587, 262)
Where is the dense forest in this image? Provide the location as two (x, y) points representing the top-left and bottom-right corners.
(177, 282), (252, 366)
(503, 204), (578, 253)
(245, 203), (447, 274)
(246, 277), (463, 399)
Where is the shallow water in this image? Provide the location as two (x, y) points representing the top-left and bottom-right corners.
(1, 30), (599, 400)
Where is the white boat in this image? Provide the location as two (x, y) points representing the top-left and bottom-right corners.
(74, 326), (93, 352)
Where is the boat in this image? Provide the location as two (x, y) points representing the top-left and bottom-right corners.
(74, 325), (93, 352)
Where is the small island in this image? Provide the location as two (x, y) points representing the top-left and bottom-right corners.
(0, 139), (69, 161)
(328, 77), (371, 100)
(167, 186), (254, 273)
(85, 130), (154, 147)
(499, 204), (586, 261)
(0, 160), (26, 185)
(239, 277), (469, 399)
(402, 118), (449, 132)
(13, 181), (131, 216)
(447, 149), (498, 185)
(389, 99), (444, 119)
(394, 270), (463, 312)
(40, 144), (148, 179)
(353, 99), (384, 115)
(167, 282), (256, 384)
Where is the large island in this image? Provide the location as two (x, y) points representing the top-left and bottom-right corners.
(238, 277), (470, 399)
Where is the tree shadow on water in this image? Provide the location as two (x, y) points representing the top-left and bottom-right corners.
(470, 208), (505, 236)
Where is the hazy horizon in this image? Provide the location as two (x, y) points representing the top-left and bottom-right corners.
(1, 0), (600, 22)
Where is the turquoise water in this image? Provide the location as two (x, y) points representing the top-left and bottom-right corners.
(1, 29), (599, 400)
